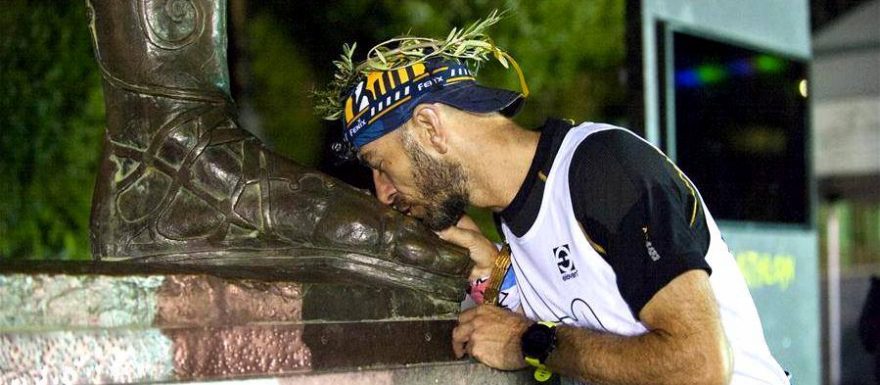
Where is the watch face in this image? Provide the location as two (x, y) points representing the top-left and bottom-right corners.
(522, 323), (554, 359)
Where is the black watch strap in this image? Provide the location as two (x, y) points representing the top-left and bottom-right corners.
(521, 321), (558, 381)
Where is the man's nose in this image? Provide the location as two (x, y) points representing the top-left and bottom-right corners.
(372, 169), (397, 205)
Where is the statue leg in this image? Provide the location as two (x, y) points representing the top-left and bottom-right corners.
(85, 0), (470, 300)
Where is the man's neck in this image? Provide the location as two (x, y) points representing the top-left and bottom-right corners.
(463, 119), (539, 212)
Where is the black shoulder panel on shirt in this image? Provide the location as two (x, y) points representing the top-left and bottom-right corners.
(569, 129), (711, 319)
(501, 119), (574, 237)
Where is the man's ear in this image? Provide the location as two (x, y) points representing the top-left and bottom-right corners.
(411, 104), (449, 155)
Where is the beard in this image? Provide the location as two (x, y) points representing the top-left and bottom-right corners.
(400, 132), (469, 231)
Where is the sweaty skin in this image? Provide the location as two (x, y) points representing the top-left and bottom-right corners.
(362, 103), (732, 384)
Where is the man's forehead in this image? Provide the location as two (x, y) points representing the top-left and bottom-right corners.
(357, 128), (401, 161)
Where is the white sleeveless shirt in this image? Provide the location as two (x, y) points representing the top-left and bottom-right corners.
(500, 122), (790, 385)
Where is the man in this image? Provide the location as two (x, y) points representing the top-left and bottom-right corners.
(318, 32), (790, 385)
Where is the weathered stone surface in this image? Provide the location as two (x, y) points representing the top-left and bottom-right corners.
(0, 274), (164, 330)
(0, 267), (495, 384)
(1, 327), (542, 385)
(1, 329), (175, 384)
(273, 362), (542, 385)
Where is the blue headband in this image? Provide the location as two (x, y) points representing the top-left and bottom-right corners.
(340, 59), (524, 152)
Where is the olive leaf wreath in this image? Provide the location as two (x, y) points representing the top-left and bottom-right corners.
(313, 10), (527, 121)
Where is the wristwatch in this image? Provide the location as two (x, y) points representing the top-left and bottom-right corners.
(521, 321), (558, 382)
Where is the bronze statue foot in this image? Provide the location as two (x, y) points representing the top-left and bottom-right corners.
(85, 0), (470, 300)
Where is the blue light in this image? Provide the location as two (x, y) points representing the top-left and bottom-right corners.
(676, 69), (701, 88)
(728, 58), (754, 76)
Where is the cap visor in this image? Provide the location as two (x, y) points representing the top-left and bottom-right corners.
(423, 82), (524, 117)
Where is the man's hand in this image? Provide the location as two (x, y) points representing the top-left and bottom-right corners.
(452, 305), (532, 370)
(437, 216), (498, 280)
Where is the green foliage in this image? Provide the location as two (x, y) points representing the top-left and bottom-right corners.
(247, 13), (324, 165)
(0, 1), (105, 260)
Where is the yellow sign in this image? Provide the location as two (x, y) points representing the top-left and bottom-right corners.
(735, 251), (796, 290)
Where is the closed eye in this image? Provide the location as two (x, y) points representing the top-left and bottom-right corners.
(357, 154), (373, 169)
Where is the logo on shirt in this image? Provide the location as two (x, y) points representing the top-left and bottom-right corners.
(553, 244), (578, 281)
(643, 227), (661, 261)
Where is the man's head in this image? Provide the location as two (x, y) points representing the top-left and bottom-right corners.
(315, 13), (527, 229)
(343, 59), (523, 230)
(361, 103), (505, 230)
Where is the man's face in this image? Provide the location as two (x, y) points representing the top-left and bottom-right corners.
(359, 127), (468, 231)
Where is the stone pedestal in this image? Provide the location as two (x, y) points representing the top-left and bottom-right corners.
(0, 262), (537, 384)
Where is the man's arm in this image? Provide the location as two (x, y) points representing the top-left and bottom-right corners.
(452, 270), (731, 385)
(546, 269), (732, 385)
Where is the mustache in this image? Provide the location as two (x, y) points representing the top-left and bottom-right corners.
(391, 195), (413, 215)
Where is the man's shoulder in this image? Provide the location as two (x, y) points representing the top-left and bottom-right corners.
(564, 123), (671, 231)
(569, 123), (648, 153)
(567, 124), (667, 181)
(565, 126), (640, 174)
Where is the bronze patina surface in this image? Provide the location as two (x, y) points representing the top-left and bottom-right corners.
(84, 0), (470, 301)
